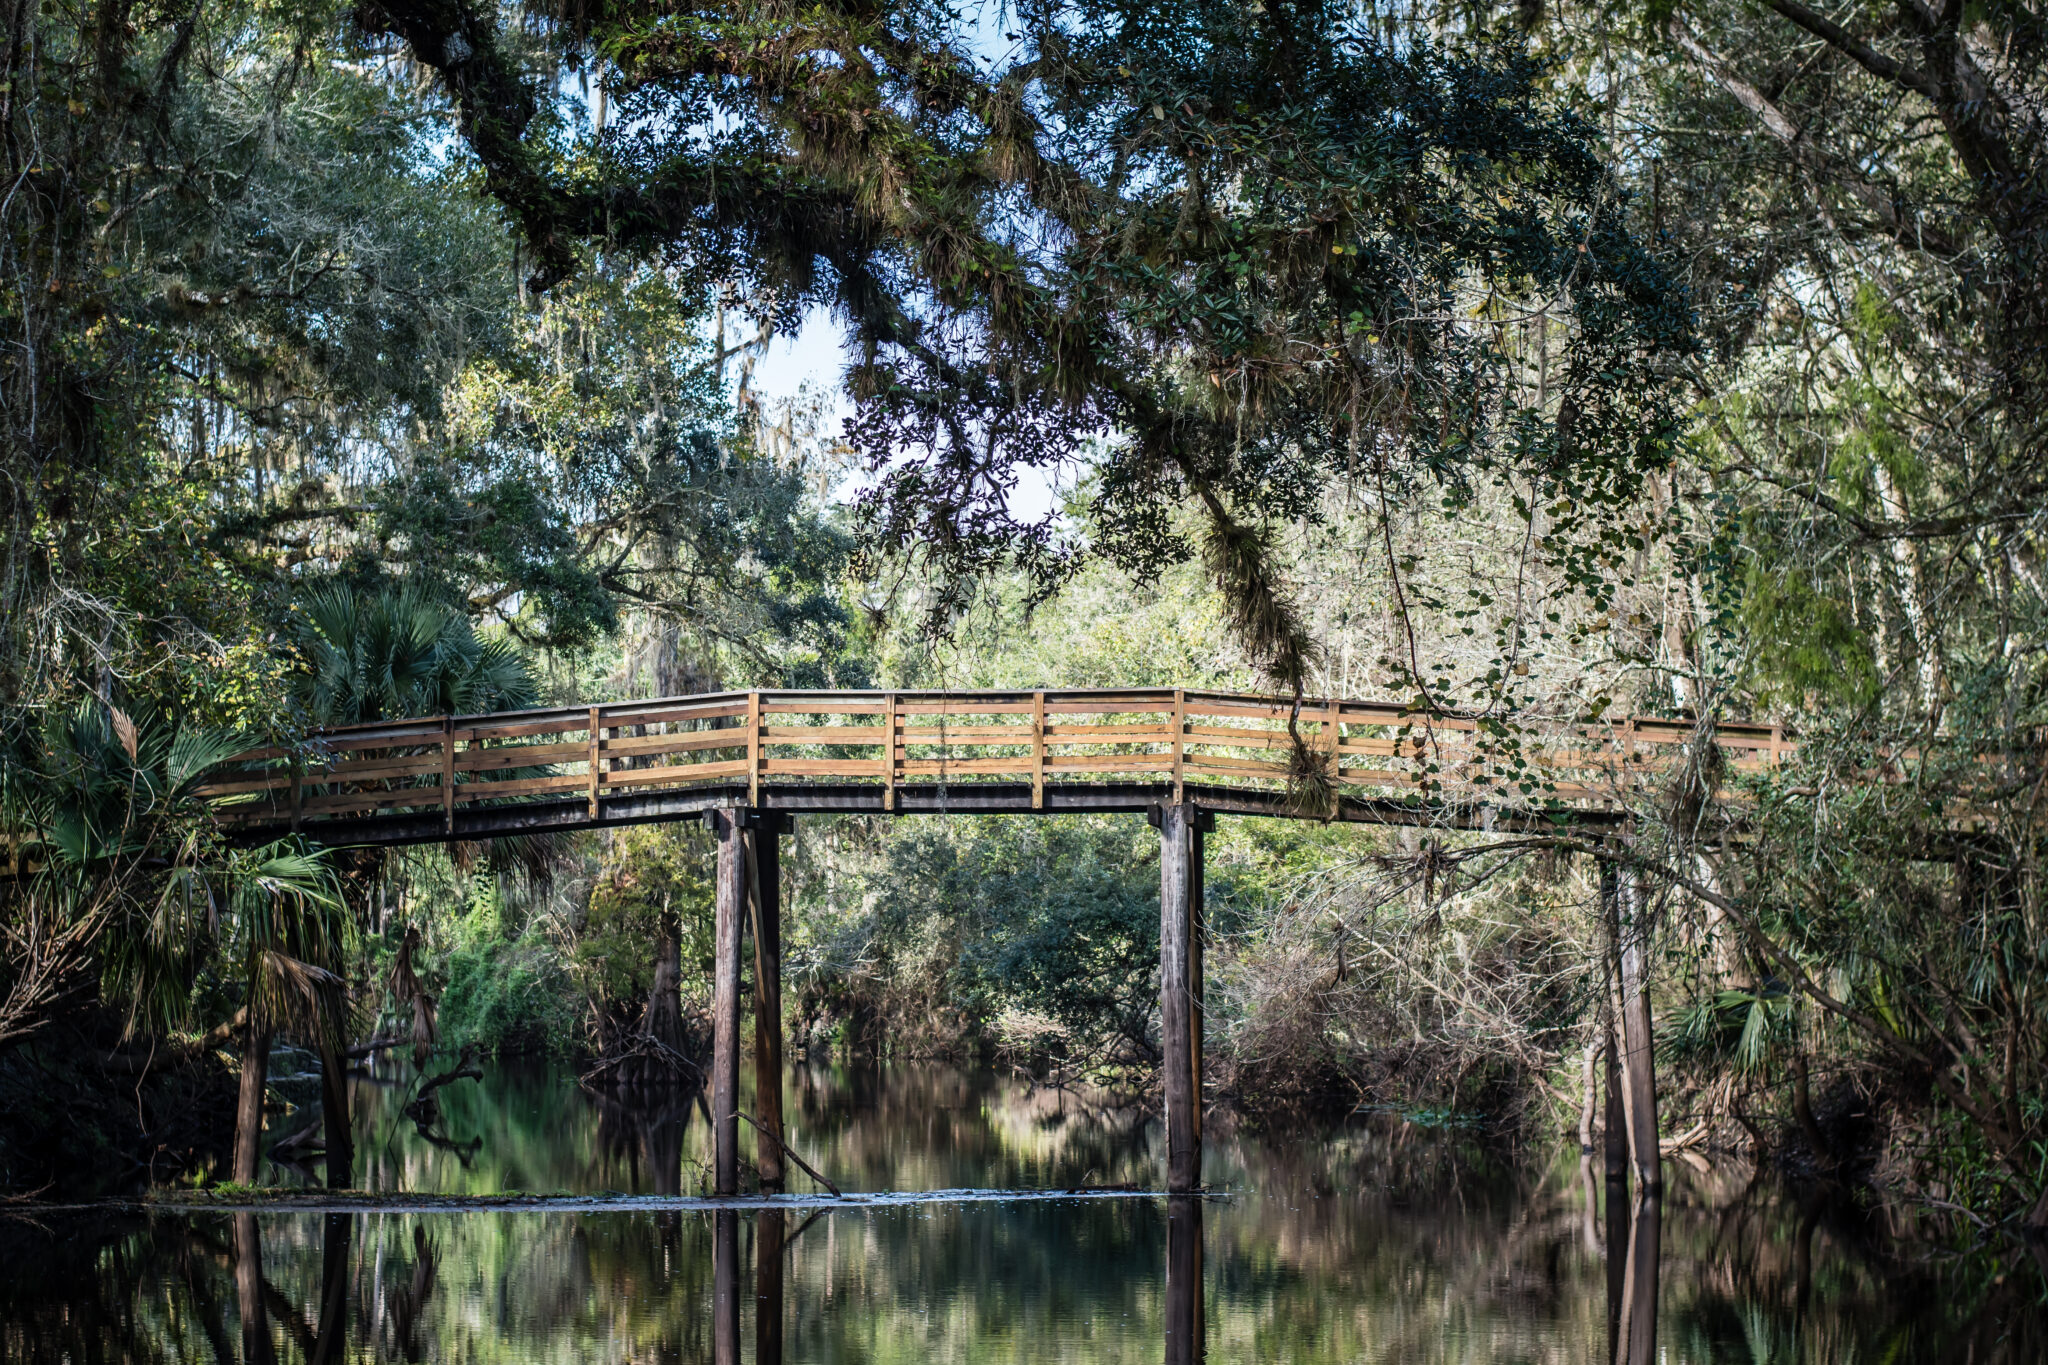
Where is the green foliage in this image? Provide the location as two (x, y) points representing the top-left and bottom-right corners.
(438, 933), (581, 1058)
(808, 816), (1163, 1064)
(578, 823), (717, 1001)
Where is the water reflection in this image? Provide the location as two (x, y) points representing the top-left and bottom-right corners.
(3, 1064), (2042, 1363)
(1165, 1197), (1205, 1365)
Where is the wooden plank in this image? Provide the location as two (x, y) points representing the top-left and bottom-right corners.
(586, 707), (603, 818)
(1042, 724), (1173, 742)
(897, 724), (1036, 742)
(899, 757), (1036, 775)
(1045, 754), (1176, 773)
(298, 753), (450, 784)
(1183, 701), (1296, 722)
(758, 724), (887, 741)
(597, 731), (748, 760)
(601, 759), (751, 789)
(456, 740), (591, 771)
(1040, 701), (1174, 717)
(1182, 755), (1292, 777)
(759, 759), (893, 777)
(192, 774), (295, 798)
(895, 701), (1036, 716)
(452, 773), (590, 802)
(1337, 768), (1421, 786)
(299, 788), (445, 817)
(758, 702), (890, 716)
(574, 701), (749, 728)
(1184, 724), (1292, 748)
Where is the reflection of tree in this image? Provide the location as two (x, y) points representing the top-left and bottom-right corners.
(3, 1106), (2047, 1362)
(384, 1225), (438, 1363)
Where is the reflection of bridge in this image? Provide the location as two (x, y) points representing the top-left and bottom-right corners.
(198, 689), (1792, 1196)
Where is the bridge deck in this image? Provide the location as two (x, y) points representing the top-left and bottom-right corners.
(197, 688), (1788, 845)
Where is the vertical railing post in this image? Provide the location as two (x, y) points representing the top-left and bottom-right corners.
(1158, 802), (1200, 1193)
(1326, 698), (1342, 784)
(289, 750), (304, 835)
(1032, 690), (1046, 810)
(709, 808), (747, 1195)
(883, 692), (898, 812)
(1171, 689), (1186, 805)
(747, 691), (762, 806)
(441, 716), (456, 837)
(586, 706), (602, 821)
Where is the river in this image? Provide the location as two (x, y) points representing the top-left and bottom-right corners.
(1, 1058), (2038, 1361)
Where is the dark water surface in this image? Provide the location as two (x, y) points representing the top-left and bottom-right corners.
(2, 1059), (2040, 1362)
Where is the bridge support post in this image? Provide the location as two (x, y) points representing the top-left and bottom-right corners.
(709, 808), (747, 1196)
(1157, 802), (1209, 1193)
(750, 812), (789, 1189)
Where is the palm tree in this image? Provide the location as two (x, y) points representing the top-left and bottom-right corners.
(204, 840), (351, 1183)
(1, 700), (242, 1048)
(293, 582), (538, 725)
(3, 700), (348, 1183)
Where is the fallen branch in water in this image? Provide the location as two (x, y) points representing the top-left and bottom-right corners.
(346, 1034), (410, 1059)
(268, 1113), (324, 1157)
(736, 1112), (841, 1196)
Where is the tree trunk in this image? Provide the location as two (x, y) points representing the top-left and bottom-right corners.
(1612, 865), (1661, 1190)
(317, 1038), (353, 1189)
(1790, 1043), (1830, 1164)
(646, 904), (683, 1054)
(233, 1019), (273, 1185)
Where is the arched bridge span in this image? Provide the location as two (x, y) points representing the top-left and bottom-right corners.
(197, 689), (1792, 1196)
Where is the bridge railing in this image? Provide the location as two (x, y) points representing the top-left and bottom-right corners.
(191, 689), (1794, 833)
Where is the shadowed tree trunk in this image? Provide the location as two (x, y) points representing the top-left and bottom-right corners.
(645, 904), (684, 1067)
(233, 1020), (273, 1184)
(318, 1039), (352, 1188)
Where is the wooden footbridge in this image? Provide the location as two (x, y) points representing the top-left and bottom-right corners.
(195, 688), (1793, 1195)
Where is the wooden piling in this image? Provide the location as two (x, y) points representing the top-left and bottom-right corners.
(751, 813), (787, 1189)
(711, 808), (746, 1196)
(1159, 802), (1201, 1193)
(1190, 811), (1210, 1143)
